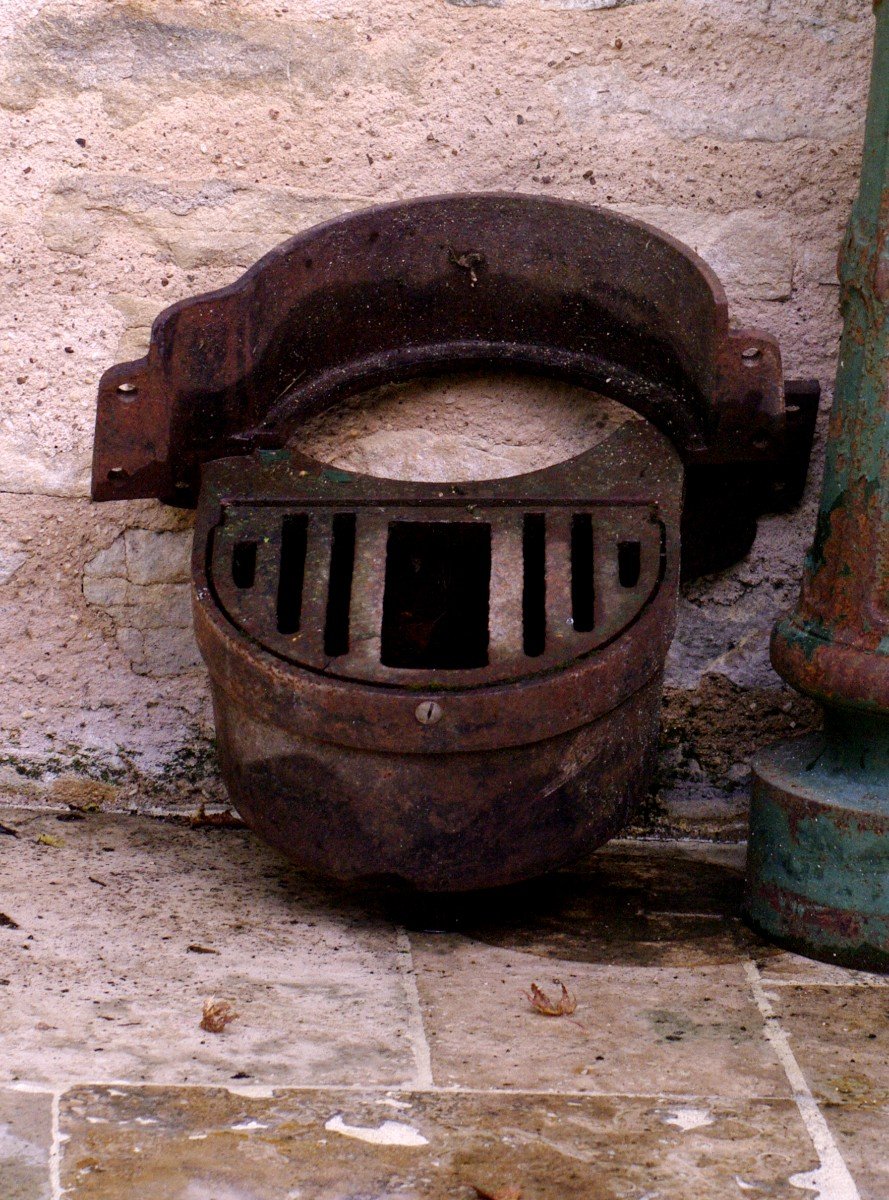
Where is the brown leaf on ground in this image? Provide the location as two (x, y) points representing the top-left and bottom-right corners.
(472, 1186), (522, 1200)
(200, 998), (238, 1033)
(36, 833), (64, 848)
(524, 978), (577, 1017)
(188, 944), (220, 955)
(189, 803), (246, 829)
(0, 913), (20, 929)
(0, 822), (19, 837)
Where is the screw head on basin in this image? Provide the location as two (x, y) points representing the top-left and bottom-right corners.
(415, 700), (443, 726)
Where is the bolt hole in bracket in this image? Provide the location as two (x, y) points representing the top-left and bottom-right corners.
(92, 195), (817, 889)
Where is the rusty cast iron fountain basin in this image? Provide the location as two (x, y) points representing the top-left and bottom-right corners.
(92, 194), (817, 890)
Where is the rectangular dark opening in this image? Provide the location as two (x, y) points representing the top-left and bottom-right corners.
(522, 513), (546, 657)
(381, 521), (491, 670)
(618, 540), (642, 588)
(570, 513), (595, 633)
(277, 514), (308, 635)
(324, 513), (356, 657)
(231, 541), (257, 590)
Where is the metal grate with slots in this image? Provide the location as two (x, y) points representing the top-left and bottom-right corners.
(210, 501), (664, 687)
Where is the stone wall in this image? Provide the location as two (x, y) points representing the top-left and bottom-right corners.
(0, 0), (874, 828)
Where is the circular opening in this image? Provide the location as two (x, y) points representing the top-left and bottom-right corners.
(107, 467), (127, 481)
(116, 382), (138, 396)
(293, 370), (641, 483)
(741, 346), (762, 366)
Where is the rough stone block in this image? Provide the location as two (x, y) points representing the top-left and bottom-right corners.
(44, 175), (362, 272)
(124, 528), (191, 586)
(81, 574), (129, 607)
(81, 528), (196, 675)
(82, 535), (127, 580)
(118, 624), (202, 677)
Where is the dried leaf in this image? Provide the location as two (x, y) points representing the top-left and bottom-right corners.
(472, 1186), (522, 1200)
(524, 978), (577, 1017)
(36, 833), (64, 848)
(0, 822), (19, 837)
(188, 944), (220, 955)
(189, 803), (245, 829)
(200, 998), (238, 1033)
(0, 913), (20, 929)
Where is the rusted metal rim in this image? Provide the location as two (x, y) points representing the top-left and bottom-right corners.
(93, 193), (789, 504)
(771, 617), (889, 713)
(194, 546), (674, 755)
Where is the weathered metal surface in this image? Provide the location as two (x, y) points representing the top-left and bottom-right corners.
(194, 420), (681, 889)
(748, 719), (889, 972)
(212, 678), (665, 892)
(746, 2), (889, 968)
(91, 194), (815, 580)
(91, 194), (817, 889)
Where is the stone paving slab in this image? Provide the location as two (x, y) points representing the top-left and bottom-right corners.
(767, 985), (889, 1200)
(58, 1085), (821, 1200)
(399, 841), (783, 1099)
(753, 952), (889, 990)
(410, 935), (789, 1099)
(0, 1087), (53, 1200)
(0, 809), (416, 1087)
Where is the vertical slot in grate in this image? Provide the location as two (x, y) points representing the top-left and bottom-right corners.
(381, 521), (491, 669)
(570, 513), (595, 633)
(618, 540), (641, 588)
(231, 541), (257, 590)
(277, 514), (308, 634)
(324, 513), (357, 657)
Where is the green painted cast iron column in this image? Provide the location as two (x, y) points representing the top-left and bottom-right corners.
(745, 1), (889, 970)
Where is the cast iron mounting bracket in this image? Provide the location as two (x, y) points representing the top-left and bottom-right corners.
(92, 194), (818, 580)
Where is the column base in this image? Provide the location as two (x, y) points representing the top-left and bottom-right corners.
(745, 731), (889, 973)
